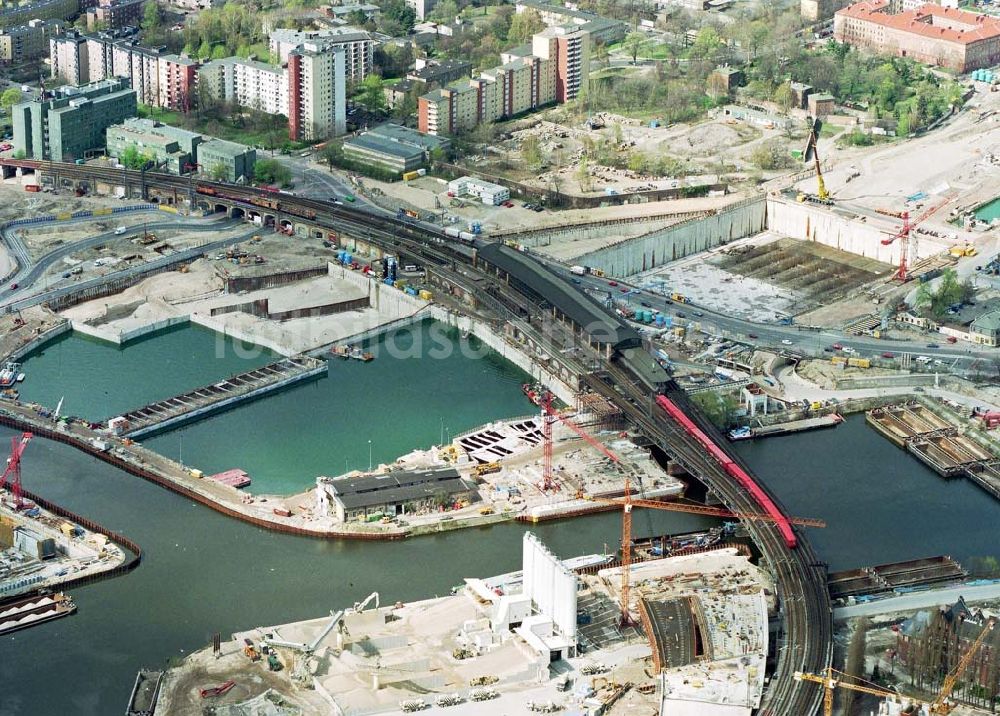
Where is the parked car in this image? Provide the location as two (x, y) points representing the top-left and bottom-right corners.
(946, 336), (957, 344)
(640, 301), (651, 308)
(832, 342), (844, 350)
(619, 287), (628, 293)
(532, 205), (544, 212)
(571, 278), (582, 285)
(781, 339), (793, 345)
(881, 352), (895, 359)
(926, 343), (939, 348)
(676, 311), (686, 318)
(8, 283), (17, 290)
(694, 311), (704, 317)
(608, 281), (618, 287)
(748, 333), (758, 339)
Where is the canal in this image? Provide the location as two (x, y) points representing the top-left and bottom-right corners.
(4, 323), (1000, 714)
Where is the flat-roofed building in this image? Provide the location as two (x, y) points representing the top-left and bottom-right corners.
(269, 26), (374, 82)
(106, 117), (201, 174)
(0, 19), (64, 66)
(13, 77), (136, 160)
(198, 138), (256, 183)
(343, 122), (450, 172)
(317, 467), (478, 522)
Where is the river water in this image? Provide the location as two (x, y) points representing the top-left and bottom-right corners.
(3, 327), (1000, 714)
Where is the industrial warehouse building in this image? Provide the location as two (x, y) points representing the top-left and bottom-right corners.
(12, 77), (136, 161)
(105, 118), (256, 182)
(342, 123), (450, 173)
(323, 467), (479, 522)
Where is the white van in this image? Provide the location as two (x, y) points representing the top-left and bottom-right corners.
(916, 355), (932, 363)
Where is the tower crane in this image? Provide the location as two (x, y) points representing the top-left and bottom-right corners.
(795, 616), (996, 716)
(587, 477), (826, 626)
(539, 392), (621, 492)
(880, 194), (954, 282)
(794, 667), (935, 716)
(0, 432), (32, 510)
(538, 393), (825, 626)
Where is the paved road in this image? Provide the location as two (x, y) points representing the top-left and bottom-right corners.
(0, 214), (241, 309)
(563, 268), (998, 365)
(834, 581), (1000, 620)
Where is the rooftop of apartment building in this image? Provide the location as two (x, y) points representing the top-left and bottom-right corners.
(0, 18), (65, 36)
(408, 58), (471, 83)
(202, 56), (283, 74)
(270, 25), (373, 44)
(837, 0), (1000, 43)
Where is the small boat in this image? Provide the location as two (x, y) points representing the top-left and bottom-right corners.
(330, 345), (350, 359)
(0, 362), (20, 388)
(1, 388), (19, 400)
(126, 669), (163, 716)
(348, 347), (374, 362)
(728, 426), (753, 441)
(15, 373), (24, 383)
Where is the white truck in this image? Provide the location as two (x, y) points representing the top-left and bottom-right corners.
(570, 265), (587, 276)
(114, 226), (126, 235)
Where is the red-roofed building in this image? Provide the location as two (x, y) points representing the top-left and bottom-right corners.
(834, 0), (1000, 73)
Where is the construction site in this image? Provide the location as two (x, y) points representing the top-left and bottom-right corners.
(155, 534), (775, 716)
(0, 432), (126, 605)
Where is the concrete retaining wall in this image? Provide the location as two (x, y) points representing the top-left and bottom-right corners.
(8, 321), (72, 361)
(71, 315), (190, 345)
(766, 197), (949, 264)
(427, 306), (577, 405)
(575, 196), (767, 276)
(189, 313), (291, 357)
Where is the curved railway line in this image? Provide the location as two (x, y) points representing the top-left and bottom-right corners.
(0, 160), (831, 715)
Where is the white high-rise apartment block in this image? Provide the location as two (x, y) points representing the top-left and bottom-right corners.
(287, 43), (346, 140)
(269, 27), (373, 82)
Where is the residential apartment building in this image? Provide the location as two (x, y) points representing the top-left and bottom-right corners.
(834, 0), (1000, 73)
(50, 31), (199, 110)
(0, 0), (77, 29)
(418, 25), (588, 135)
(405, 0), (437, 21)
(198, 44), (347, 140)
(0, 19), (65, 66)
(269, 27), (374, 82)
(86, 0), (145, 29)
(514, 0), (625, 43)
(287, 44), (346, 140)
(12, 77), (137, 160)
(197, 57), (289, 115)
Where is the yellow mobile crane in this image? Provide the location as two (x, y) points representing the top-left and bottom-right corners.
(795, 617), (996, 716)
(798, 117), (831, 204)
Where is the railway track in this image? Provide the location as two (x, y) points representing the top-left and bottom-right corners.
(2, 159), (832, 714)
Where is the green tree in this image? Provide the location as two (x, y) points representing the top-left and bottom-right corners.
(430, 0), (458, 21)
(209, 162), (229, 181)
(1, 88), (22, 113)
(521, 135), (542, 169)
(120, 144), (155, 170)
(690, 26), (723, 60)
(750, 139), (791, 170)
(197, 40), (213, 60)
(319, 142), (344, 171)
(575, 156), (590, 191)
(210, 44), (228, 60)
(141, 0), (162, 34)
(253, 158), (292, 187)
(625, 31), (645, 65)
(357, 74), (386, 113)
(773, 81), (793, 112)
(508, 8), (543, 44)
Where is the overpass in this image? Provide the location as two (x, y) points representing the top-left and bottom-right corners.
(0, 159), (831, 715)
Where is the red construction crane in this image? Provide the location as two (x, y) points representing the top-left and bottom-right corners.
(586, 478), (827, 626)
(539, 392), (825, 627)
(880, 197), (952, 282)
(539, 392), (621, 492)
(0, 432), (33, 510)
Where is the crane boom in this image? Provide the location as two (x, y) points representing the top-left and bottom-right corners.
(795, 668), (935, 716)
(0, 432), (32, 509)
(933, 617), (995, 711)
(587, 494), (827, 527)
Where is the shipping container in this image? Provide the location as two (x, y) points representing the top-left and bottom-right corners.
(24, 185), (40, 192)
(419, 289), (433, 300)
(402, 170), (421, 181)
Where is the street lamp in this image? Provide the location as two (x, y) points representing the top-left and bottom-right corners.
(368, 439), (372, 471)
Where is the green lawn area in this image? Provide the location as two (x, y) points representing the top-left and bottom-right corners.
(137, 104), (312, 151)
(819, 122), (842, 137)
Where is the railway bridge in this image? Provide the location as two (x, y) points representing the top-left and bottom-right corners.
(0, 159), (831, 715)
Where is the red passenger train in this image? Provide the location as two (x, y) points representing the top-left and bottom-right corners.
(654, 394), (798, 549)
